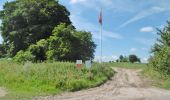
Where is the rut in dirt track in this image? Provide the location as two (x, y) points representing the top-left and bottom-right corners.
(35, 68), (170, 100)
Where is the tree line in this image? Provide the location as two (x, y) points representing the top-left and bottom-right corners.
(0, 0), (96, 62)
(114, 54), (141, 63)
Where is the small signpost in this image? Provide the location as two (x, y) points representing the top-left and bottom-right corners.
(76, 60), (82, 69)
(85, 60), (91, 69)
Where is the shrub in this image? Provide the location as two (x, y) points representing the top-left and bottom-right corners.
(28, 39), (48, 61)
(14, 50), (35, 63)
(149, 46), (170, 75)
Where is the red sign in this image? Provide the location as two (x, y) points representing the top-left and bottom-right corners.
(76, 60), (82, 69)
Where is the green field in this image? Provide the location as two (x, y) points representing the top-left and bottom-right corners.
(108, 62), (147, 69)
(0, 61), (114, 99)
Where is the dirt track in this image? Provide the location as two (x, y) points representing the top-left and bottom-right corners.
(0, 87), (7, 97)
(36, 68), (170, 100)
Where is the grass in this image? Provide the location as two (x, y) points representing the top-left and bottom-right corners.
(107, 62), (147, 69)
(142, 66), (170, 90)
(0, 61), (114, 100)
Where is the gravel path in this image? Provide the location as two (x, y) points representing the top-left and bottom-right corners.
(35, 68), (170, 100)
(0, 87), (7, 97)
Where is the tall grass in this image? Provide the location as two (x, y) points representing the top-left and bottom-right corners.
(142, 66), (170, 90)
(0, 61), (114, 99)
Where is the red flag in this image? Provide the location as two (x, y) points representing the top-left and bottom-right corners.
(99, 10), (102, 25)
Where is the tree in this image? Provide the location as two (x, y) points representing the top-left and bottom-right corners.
(73, 31), (96, 61)
(137, 58), (141, 63)
(47, 23), (96, 61)
(119, 55), (124, 62)
(149, 22), (170, 75)
(14, 23), (96, 62)
(122, 56), (129, 62)
(28, 39), (48, 61)
(116, 59), (119, 62)
(152, 21), (170, 53)
(47, 24), (76, 61)
(129, 54), (138, 63)
(0, 44), (6, 58)
(0, 0), (72, 56)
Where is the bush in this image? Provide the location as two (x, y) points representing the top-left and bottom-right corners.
(149, 46), (170, 75)
(28, 39), (48, 61)
(14, 50), (35, 63)
(143, 60), (170, 90)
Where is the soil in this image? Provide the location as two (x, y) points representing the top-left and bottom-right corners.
(0, 87), (7, 97)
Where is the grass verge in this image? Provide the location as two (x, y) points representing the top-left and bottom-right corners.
(142, 66), (170, 90)
(0, 61), (114, 100)
(107, 62), (147, 69)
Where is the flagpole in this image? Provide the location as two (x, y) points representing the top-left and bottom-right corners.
(100, 22), (102, 64)
(100, 8), (102, 64)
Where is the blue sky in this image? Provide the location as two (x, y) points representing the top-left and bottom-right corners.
(1, 0), (170, 62)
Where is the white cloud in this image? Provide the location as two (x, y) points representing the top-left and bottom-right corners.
(141, 57), (148, 63)
(119, 6), (165, 28)
(70, 15), (123, 40)
(68, 0), (141, 12)
(68, 0), (170, 30)
(140, 26), (154, 33)
(94, 55), (118, 62)
(70, 0), (77, 4)
(69, 0), (86, 4)
(130, 48), (137, 52)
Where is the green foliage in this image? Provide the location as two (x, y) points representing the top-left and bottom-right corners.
(152, 21), (170, 53)
(122, 56), (129, 62)
(116, 55), (140, 63)
(149, 21), (170, 75)
(14, 50), (35, 63)
(129, 54), (139, 63)
(0, 0), (72, 56)
(119, 55), (124, 62)
(0, 44), (6, 58)
(14, 23), (96, 62)
(149, 46), (170, 75)
(28, 39), (48, 61)
(144, 22), (170, 90)
(0, 61), (114, 99)
(47, 23), (96, 61)
(1, 0), (96, 62)
(47, 24), (75, 61)
(142, 66), (170, 90)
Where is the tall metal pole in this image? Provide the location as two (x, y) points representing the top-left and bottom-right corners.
(100, 9), (103, 64)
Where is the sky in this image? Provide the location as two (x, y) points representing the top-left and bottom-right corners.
(1, 0), (170, 62)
